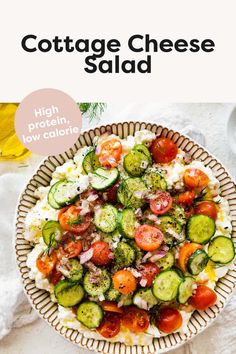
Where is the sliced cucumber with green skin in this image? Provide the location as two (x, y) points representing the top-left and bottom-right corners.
(53, 180), (79, 206)
(90, 167), (119, 191)
(117, 178), (148, 208)
(54, 280), (84, 307)
(83, 270), (111, 296)
(152, 270), (182, 301)
(143, 171), (167, 192)
(105, 285), (121, 301)
(156, 252), (175, 271)
(114, 241), (136, 269)
(187, 249), (209, 275)
(48, 181), (63, 209)
(82, 149), (100, 174)
(208, 236), (235, 264)
(117, 209), (136, 239)
(187, 215), (216, 244)
(42, 220), (62, 247)
(171, 205), (186, 227)
(124, 150), (150, 177)
(133, 288), (158, 309)
(94, 204), (118, 233)
(133, 144), (152, 164)
(77, 301), (103, 329)
(158, 215), (183, 244)
(68, 259), (84, 282)
(119, 294), (133, 306)
(178, 277), (195, 304)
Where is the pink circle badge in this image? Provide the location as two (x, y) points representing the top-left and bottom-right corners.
(15, 88), (82, 155)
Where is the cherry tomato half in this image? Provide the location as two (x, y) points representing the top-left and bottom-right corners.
(178, 190), (196, 206)
(178, 242), (203, 272)
(183, 168), (209, 191)
(59, 205), (91, 234)
(156, 308), (183, 334)
(135, 224), (164, 251)
(138, 262), (160, 287)
(150, 137), (178, 164)
(97, 313), (121, 338)
(62, 237), (83, 258)
(113, 270), (137, 295)
(101, 301), (123, 314)
(49, 268), (63, 285)
(150, 191), (173, 215)
(194, 201), (218, 220)
(189, 285), (217, 310)
(121, 306), (150, 333)
(90, 241), (113, 266)
(98, 138), (122, 168)
(36, 251), (57, 276)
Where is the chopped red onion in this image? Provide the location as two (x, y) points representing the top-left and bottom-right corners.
(79, 248), (94, 264)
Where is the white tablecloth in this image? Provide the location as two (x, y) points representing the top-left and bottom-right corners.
(0, 103), (235, 354)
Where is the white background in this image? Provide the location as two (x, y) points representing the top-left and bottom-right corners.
(0, 0), (236, 101)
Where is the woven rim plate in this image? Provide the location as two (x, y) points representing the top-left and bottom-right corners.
(15, 121), (236, 353)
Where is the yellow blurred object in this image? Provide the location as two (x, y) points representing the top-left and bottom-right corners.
(0, 103), (31, 161)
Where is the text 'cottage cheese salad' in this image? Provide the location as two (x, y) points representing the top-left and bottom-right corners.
(25, 130), (235, 345)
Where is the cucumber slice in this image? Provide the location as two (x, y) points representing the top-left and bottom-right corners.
(77, 301), (103, 329)
(208, 236), (235, 264)
(105, 285), (121, 301)
(156, 251), (175, 271)
(187, 215), (216, 244)
(48, 181), (63, 209)
(158, 216), (183, 244)
(133, 288), (158, 309)
(117, 178), (148, 208)
(94, 204), (118, 233)
(90, 167), (119, 191)
(83, 270), (111, 296)
(42, 220), (62, 247)
(129, 240), (144, 265)
(187, 249), (209, 275)
(82, 149), (100, 174)
(152, 270), (182, 301)
(143, 171), (167, 191)
(170, 205), (186, 227)
(124, 150), (150, 177)
(178, 276), (195, 304)
(53, 180), (79, 206)
(133, 144), (152, 163)
(54, 280), (84, 307)
(68, 259), (84, 282)
(119, 294), (133, 306)
(117, 209), (136, 239)
(114, 241), (136, 269)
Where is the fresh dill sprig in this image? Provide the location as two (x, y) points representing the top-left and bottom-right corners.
(78, 102), (107, 122)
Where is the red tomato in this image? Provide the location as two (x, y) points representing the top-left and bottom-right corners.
(36, 251), (57, 276)
(113, 270), (137, 295)
(97, 313), (121, 338)
(98, 138), (122, 168)
(135, 224), (164, 251)
(105, 183), (119, 203)
(156, 308), (183, 334)
(150, 137), (178, 164)
(138, 262), (160, 287)
(183, 168), (209, 190)
(121, 306), (150, 333)
(101, 301), (123, 314)
(150, 191), (173, 215)
(59, 205), (91, 234)
(189, 285), (217, 310)
(50, 268), (63, 285)
(194, 201), (218, 220)
(63, 238), (83, 258)
(178, 190), (196, 206)
(90, 241), (113, 266)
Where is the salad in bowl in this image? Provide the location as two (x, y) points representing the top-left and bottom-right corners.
(24, 129), (234, 346)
